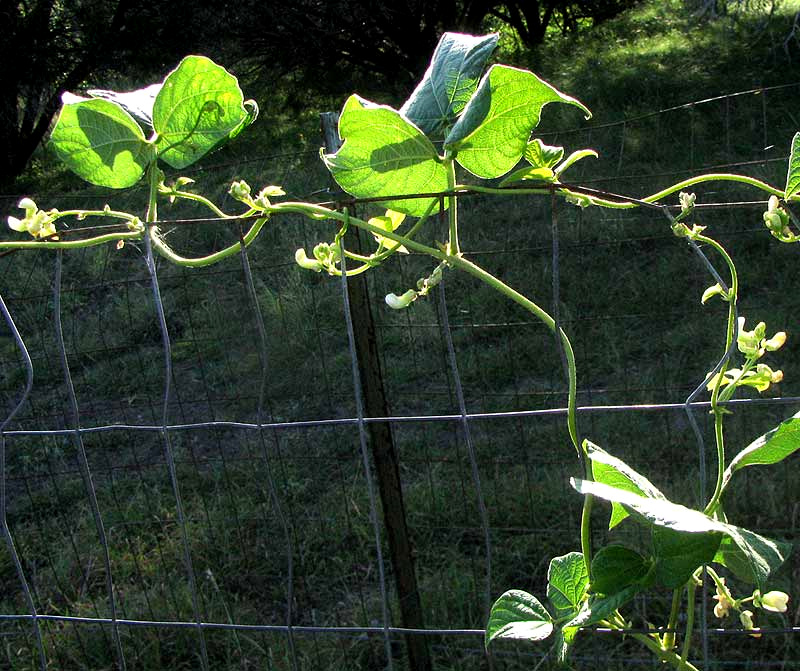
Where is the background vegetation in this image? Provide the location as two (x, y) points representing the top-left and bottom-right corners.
(2, 1), (800, 669)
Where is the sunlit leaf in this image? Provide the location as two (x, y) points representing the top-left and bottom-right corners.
(370, 210), (409, 253)
(49, 98), (151, 188)
(499, 166), (555, 187)
(585, 441), (665, 529)
(722, 410), (800, 491)
(486, 590), (553, 646)
(785, 132), (800, 200)
(400, 32), (498, 138)
(554, 149), (599, 178)
(571, 479), (789, 589)
(322, 95), (448, 217)
(445, 65), (591, 178)
(154, 55), (255, 169)
(547, 552), (588, 616)
(525, 139), (564, 168)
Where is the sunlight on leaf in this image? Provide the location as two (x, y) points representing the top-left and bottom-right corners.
(585, 440), (665, 529)
(571, 478), (790, 590)
(86, 83), (162, 129)
(445, 65), (591, 179)
(785, 132), (800, 200)
(486, 590), (553, 647)
(322, 95), (448, 216)
(722, 410), (800, 492)
(154, 55), (253, 169)
(547, 552), (588, 616)
(50, 98), (151, 188)
(525, 139), (564, 168)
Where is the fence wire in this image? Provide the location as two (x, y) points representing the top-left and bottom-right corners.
(1, 85), (799, 670)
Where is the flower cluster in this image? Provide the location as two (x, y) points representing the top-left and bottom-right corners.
(763, 196), (793, 241)
(707, 318), (786, 394)
(295, 241), (341, 274)
(712, 575), (789, 638)
(228, 180), (285, 210)
(7, 198), (58, 239)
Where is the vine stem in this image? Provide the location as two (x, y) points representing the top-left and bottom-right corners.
(458, 172), (783, 210)
(663, 586), (684, 651)
(445, 154), (460, 255)
(0, 230), (143, 250)
(149, 216), (269, 267)
(679, 578), (699, 670)
(631, 631), (702, 671)
(691, 233), (738, 515)
(267, 201), (581, 454)
(601, 616), (701, 671)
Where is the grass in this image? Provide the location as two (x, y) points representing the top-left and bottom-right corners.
(3, 1), (800, 668)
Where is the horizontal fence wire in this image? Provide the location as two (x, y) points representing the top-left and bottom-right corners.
(2, 85), (800, 670)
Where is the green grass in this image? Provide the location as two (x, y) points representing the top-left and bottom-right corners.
(3, 1), (800, 668)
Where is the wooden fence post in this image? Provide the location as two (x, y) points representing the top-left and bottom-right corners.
(321, 112), (431, 671)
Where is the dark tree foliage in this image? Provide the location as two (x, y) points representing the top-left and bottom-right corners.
(236, 0), (643, 100)
(491, 0), (643, 46)
(0, 0), (230, 188)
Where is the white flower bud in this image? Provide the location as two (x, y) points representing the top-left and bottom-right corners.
(739, 610), (761, 637)
(385, 290), (417, 310)
(294, 248), (323, 272)
(759, 590), (789, 613)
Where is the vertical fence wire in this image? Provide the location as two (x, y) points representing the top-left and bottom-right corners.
(0, 292), (46, 671)
(143, 229), (210, 671)
(53, 251), (126, 671)
(237, 229), (300, 671)
(337, 217), (394, 670)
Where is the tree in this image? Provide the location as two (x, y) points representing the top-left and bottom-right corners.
(491, 1), (643, 46)
(0, 0), (229, 188)
(234, 1), (642, 101)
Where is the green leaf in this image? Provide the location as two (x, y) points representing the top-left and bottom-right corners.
(573, 478), (725, 533)
(721, 410), (800, 492)
(400, 32), (498, 138)
(591, 545), (650, 594)
(499, 166), (555, 187)
(154, 55), (254, 169)
(652, 527), (721, 589)
(370, 210), (409, 253)
(547, 552), (588, 616)
(585, 441), (665, 529)
(563, 585), (639, 630)
(785, 132), (800, 200)
(322, 95), (448, 217)
(571, 479), (790, 590)
(554, 149), (599, 178)
(525, 139), (564, 168)
(486, 590), (553, 646)
(722, 526), (792, 591)
(445, 64), (591, 179)
(49, 98), (151, 188)
(713, 536), (758, 583)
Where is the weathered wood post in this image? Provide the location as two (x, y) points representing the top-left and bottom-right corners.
(321, 112), (431, 671)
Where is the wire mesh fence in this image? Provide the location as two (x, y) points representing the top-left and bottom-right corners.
(1, 85), (799, 670)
